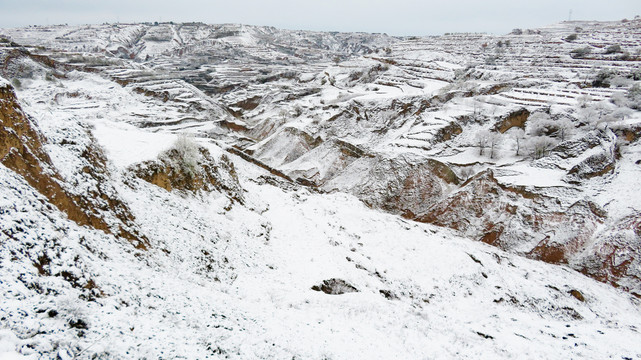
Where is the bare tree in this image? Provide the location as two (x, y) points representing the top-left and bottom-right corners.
(554, 117), (574, 142)
(460, 167), (475, 181)
(476, 130), (490, 156)
(610, 92), (628, 107)
(526, 112), (553, 136)
(611, 107), (633, 121)
(593, 100), (611, 121)
(527, 136), (557, 159)
(509, 128), (526, 156)
(580, 100), (615, 129)
(577, 94), (593, 108)
(627, 84), (641, 110)
(577, 105), (598, 127)
(488, 132), (503, 159)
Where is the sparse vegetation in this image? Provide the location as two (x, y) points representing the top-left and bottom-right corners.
(488, 132), (502, 159)
(627, 84), (641, 110)
(592, 70), (613, 88)
(484, 55), (498, 65)
(171, 134), (201, 175)
(11, 78), (22, 89)
(565, 33), (578, 42)
(476, 130), (490, 156)
(570, 46), (592, 59)
(527, 135), (557, 159)
(2, 19), (641, 360)
(65, 55), (116, 66)
(509, 128), (526, 156)
(605, 44), (622, 54)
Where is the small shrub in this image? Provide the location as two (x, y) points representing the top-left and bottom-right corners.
(511, 28), (523, 35)
(610, 76), (632, 88)
(349, 70), (364, 82)
(528, 136), (557, 159)
(484, 55), (498, 65)
(592, 70), (613, 88)
(11, 78), (21, 89)
(627, 84), (641, 110)
(605, 44), (622, 54)
(565, 33), (578, 42)
(616, 52), (631, 61)
(172, 135), (200, 175)
(570, 46), (592, 59)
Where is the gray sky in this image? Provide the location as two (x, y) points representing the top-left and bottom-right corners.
(1, 0), (639, 36)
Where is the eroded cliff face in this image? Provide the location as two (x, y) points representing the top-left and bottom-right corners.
(410, 168), (641, 295)
(579, 214), (641, 295)
(130, 145), (245, 205)
(495, 108), (530, 133)
(0, 82), (147, 248)
(324, 154), (459, 218)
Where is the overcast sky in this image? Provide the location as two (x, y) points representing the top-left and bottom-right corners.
(1, 0), (639, 36)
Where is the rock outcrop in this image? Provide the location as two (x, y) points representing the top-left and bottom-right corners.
(130, 141), (244, 204)
(411, 168), (641, 293)
(311, 278), (359, 295)
(495, 108), (530, 133)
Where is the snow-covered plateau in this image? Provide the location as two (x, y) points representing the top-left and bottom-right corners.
(1, 19), (641, 359)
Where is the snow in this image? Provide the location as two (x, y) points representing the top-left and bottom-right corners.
(495, 163), (567, 187)
(593, 142), (641, 218)
(92, 119), (177, 168)
(3, 147), (641, 358)
(0, 330), (37, 360)
(2, 19), (641, 360)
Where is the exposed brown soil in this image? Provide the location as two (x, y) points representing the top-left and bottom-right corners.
(432, 122), (463, 143)
(0, 83), (147, 249)
(415, 169), (606, 275)
(495, 108), (530, 133)
(131, 147), (245, 204)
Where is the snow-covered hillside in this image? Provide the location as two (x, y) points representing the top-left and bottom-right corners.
(1, 19), (641, 359)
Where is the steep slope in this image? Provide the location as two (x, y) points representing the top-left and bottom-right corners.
(0, 78), (146, 248)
